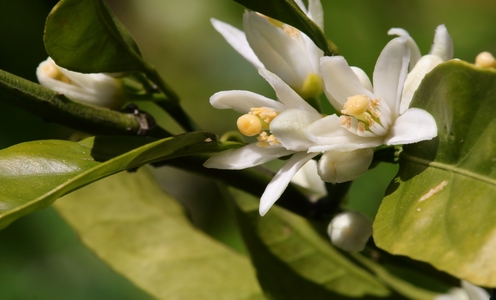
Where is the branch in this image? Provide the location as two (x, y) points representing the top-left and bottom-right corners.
(0, 69), (171, 138)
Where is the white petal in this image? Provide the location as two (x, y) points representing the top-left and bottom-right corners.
(400, 54), (443, 114)
(210, 18), (264, 70)
(320, 56), (375, 109)
(373, 36), (410, 118)
(304, 115), (383, 151)
(461, 280), (490, 300)
(258, 69), (319, 114)
(244, 11), (313, 89)
(388, 27), (421, 70)
(259, 152), (318, 216)
(430, 24), (453, 62)
(308, 0), (324, 29)
(203, 143), (293, 170)
(350, 67), (373, 92)
(291, 159), (327, 202)
(384, 108), (437, 145)
(210, 90), (286, 113)
(270, 108), (320, 151)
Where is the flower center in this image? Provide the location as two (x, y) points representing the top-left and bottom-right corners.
(43, 64), (72, 84)
(236, 107), (281, 147)
(340, 94), (381, 133)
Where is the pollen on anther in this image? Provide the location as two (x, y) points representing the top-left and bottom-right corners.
(340, 115), (352, 129)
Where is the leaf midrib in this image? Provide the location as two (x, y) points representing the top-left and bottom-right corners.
(401, 152), (496, 186)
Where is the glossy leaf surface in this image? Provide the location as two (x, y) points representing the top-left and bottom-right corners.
(44, 0), (145, 73)
(374, 61), (496, 286)
(55, 169), (264, 300)
(0, 132), (234, 229)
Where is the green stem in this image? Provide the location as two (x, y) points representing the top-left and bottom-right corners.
(0, 69), (171, 138)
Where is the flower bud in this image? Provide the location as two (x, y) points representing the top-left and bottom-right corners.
(317, 149), (373, 184)
(327, 211), (372, 252)
(36, 57), (126, 109)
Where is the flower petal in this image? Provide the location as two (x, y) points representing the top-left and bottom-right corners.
(203, 143), (293, 170)
(210, 90), (286, 113)
(388, 27), (421, 70)
(259, 152), (318, 216)
(308, 0), (324, 29)
(304, 115), (383, 151)
(373, 36), (410, 118)
(210, 18), (264, 70)
(350, 67), (373, 92)
(384, 108), (437, 145)
(400, 54), (443, 114)
(258, 69), (319, 114)
(429, 24), (453, 62)
(244, 11), (314, 89)
(270, 108), (320, 151)
(291, 159), (327, 202)
(320, 56), (375, 109)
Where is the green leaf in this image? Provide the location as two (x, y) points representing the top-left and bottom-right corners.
(233, 0), (338, 56)
(55, 168), (264, 300)
(0, 132), (236, 229)
(44, 0), (144, 73)
(374, 60), (496, 286)
(227, 187), (392, 299)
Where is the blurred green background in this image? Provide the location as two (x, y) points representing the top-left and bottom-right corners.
(1, 0), (496, 298)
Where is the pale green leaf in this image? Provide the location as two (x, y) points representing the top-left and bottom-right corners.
(0, 133), (237, 229)
(374, 60), (496, 286)
(55, 168), (264, 300)
(228, 187), (392, 299)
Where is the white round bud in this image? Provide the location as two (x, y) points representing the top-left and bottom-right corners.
(327, 211), (372, 252)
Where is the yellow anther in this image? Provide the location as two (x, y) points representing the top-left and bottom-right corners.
(357, 122), (366, 133)
(250, 107), (279, 124)
(340, 116), (352, 129)
(342, 95), (370, 116)
(475, 51), (496, 68)
(237, 114), (263, 136)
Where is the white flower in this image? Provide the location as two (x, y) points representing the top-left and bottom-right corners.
(305, 36), (438, 154)
(37, 57), (125, 109)
(389, 24), (453, 113)
(203, 68), (322, 216)
(210, 0), (324, 99)
(327, 211), (372, 252)
(435, 280), (489, 300)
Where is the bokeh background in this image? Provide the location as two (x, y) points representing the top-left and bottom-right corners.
(1, 0), (496, 298)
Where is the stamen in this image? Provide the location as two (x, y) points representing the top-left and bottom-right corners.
(237, 114), (263, 136)
(357, 122), (365, 133)
(340, 115), (352, 129)
(340, 94), (383, 134)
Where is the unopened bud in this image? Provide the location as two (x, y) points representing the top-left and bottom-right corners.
(36, 57), (126, 109)
(328, 211), (372, 252)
